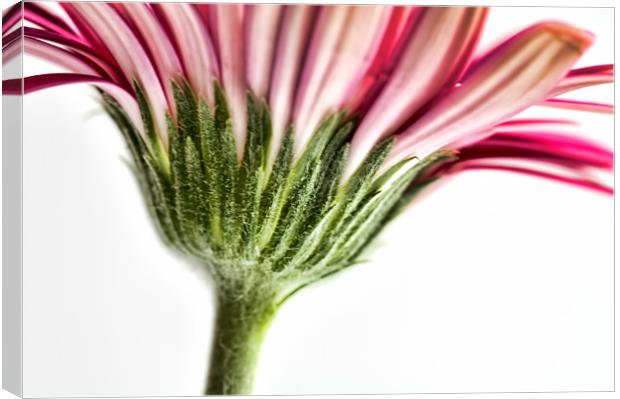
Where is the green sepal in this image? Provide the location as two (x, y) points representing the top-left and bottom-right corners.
(102, 81), (450, 302)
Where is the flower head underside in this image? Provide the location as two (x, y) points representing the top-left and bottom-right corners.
(2, 2), (614, 394)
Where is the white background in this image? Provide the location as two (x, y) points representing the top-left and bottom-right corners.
(1, 1), (616, 398)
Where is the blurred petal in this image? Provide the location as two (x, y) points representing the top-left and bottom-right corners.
(23, 2), (77, 37)
(549, 64), (613, 97)
(496, 118), (578, 130)
(541, 98), (613, 113)
(2, 2), (21, 35)
(2, 35), (20, 64)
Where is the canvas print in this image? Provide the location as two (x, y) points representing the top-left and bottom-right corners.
(2, 1), (614, 396)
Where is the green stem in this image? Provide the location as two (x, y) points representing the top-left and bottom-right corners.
(205, 293), (277, 395)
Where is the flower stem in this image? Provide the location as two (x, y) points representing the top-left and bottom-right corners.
(205, 292), (277, 395)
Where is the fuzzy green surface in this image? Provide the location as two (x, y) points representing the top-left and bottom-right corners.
(101, 81), (452, 394)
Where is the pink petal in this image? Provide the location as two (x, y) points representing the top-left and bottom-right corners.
(116, 3), (183, 108)
(2, 24), (20, 47)
(2, 2), (21, 35)
(448, 128), (495, 150)
(431, 124), (615, 195)
(490, 129), (612, 156)
(2, 37), (20, 64)
(20, 26), (127, 87)
(347, 7), (487, 177)
(4, 27), (111, 81)
(23, 2), (77, 37)
(210, 4), (247, 157)
(450, 161), (612, 195)
(60, 2), (114, 61)
(567, 64), (613, 76)
(5, 73), (100, 93)
(460, 133), (613, 169)
(268, 5), (316, 165)
(3, 73), (143, 137)
(496, 118), (578, 130)
(20, 36), (99, 75)
(541, 98), (613, 114)
(155, 3), (219, 105)
(548, 64), (614, 97)
(294, 6), (393, 154)
(389, 22), (594, 166)
(244, 5), (283, 98)
(344, 6), (419, 114)
(3, 3), (76, 38)
(70, 3), (169, 145)
(292, 6), (350, 147)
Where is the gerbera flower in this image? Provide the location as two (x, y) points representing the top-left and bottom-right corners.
(2, 2), (613, 394)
